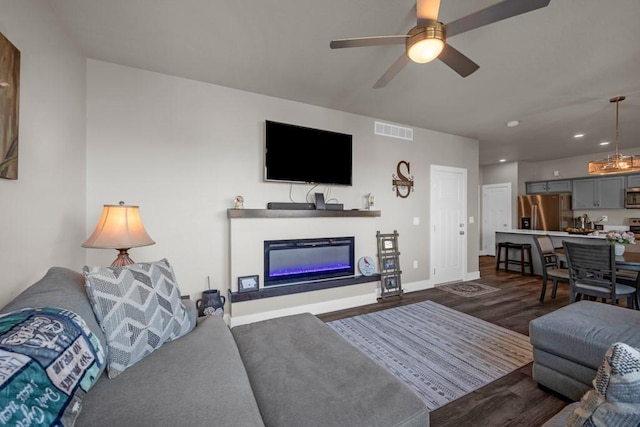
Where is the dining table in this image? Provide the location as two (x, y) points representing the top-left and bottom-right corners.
(613, 251), (640, 271)
(555, 247), (640, 272)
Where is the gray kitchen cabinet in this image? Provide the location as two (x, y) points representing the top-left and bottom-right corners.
(572, 176), (625, 210)
(526, 182), (548, 194)
(525, 179), (572, 194)
(627, 174), (640, 188)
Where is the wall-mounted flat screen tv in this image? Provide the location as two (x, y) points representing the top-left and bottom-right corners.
(265, 120), (353, 186)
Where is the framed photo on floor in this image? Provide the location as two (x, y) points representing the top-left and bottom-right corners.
(238, 275), (259, 293)
(376, 230), (403, 299)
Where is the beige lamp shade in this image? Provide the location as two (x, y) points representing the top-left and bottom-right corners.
(83, 202), (155, 266)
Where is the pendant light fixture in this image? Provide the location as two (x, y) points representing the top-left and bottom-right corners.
(588, 96), (640, 175)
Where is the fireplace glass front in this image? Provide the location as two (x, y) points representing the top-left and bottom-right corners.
(264, 237), (355, 287)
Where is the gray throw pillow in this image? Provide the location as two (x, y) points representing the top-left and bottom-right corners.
(83, 258), (195, 378)
(566, 342), (640, 427)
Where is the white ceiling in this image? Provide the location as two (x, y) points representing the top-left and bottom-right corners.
(48, 0), (640, 166)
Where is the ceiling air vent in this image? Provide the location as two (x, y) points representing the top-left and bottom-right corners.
(374, 121), (413, 141)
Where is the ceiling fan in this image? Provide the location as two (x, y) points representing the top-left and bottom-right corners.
(330, 0), (551, 88)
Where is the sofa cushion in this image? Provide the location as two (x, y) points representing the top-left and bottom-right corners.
(0, 267), (107, 359)
(76, 316), (265, 427)
(232, 313), (430, 427)
(566, 342), (640, 427)
(83, 259), (195, 378)
(530, 301), (640, 370)
(0, 307), (105, 426)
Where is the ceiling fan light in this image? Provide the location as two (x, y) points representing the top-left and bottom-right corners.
(408, 39), (444, 63)
(407, 24), (445, 64)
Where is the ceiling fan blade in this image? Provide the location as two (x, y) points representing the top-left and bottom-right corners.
(330, 35), (408, 49)
(438, 44), (479, 77)
(416, 0), (441, 26)
(445, 0), (550, 38)
(373, 54), (411, 88)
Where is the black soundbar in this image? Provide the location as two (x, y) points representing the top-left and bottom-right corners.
(267, 202), (315, 210)
(266, 202), (344, 210)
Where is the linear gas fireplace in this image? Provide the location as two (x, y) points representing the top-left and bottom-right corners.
(264, 237), (355, 287)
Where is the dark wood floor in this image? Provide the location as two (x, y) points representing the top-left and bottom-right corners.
(317, 256), (575, 427)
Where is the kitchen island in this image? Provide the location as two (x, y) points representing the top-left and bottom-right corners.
(495, 230), (608, 276)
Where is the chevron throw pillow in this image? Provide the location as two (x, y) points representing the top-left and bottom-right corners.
(83, 258), (195, 378)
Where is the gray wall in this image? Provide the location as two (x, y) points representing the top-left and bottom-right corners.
(85, 60), (480, 318)
(0, 0), (87, 308)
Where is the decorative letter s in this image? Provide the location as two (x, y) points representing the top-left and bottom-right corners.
(392, 161), (414, 198)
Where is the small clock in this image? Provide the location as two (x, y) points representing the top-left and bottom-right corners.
(358, 256), (376, 276)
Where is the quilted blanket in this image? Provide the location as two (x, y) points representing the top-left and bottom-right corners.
(0, 307), (104, 426)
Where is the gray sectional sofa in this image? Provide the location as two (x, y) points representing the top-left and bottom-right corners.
(0, 267), (430, 427)
(530, 300), (640, 401)
(530, 301), (640, 425)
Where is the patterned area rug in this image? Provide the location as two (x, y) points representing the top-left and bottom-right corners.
(327, 301), (532, 411)
(436, 281), (500, 297)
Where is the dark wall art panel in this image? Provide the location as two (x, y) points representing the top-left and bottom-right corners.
(0, 32), (20, 180)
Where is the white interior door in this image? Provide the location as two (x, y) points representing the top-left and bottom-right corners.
(481, 183), (512, 256)
(430, 165), (467, 285)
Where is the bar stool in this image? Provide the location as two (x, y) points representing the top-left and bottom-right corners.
(496, 242), (532, 275)
(495, 242), (511, 271)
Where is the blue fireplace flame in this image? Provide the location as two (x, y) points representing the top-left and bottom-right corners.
(270, 262), (352, 277)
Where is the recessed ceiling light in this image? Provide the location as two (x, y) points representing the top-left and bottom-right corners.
(506, 120), (520, 127)
(600, 141), (610, 146)
(499, 159), (506, 162)
(573, 133), (584, 138)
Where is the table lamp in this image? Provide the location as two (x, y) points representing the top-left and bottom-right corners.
(82, 201), (155, 267)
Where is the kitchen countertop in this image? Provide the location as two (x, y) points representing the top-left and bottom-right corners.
(495, 229), (611, 275)
(497, 229), (606, 239)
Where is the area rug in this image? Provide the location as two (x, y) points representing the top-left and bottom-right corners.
(327, 300), (532, 411)
(436, 281), (499, 297)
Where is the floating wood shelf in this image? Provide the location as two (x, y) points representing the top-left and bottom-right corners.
(229, 274), (381, 303)
(227, 209), (381, 219)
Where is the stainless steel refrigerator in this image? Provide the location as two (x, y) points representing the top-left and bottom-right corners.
(517, 194), (573, 231)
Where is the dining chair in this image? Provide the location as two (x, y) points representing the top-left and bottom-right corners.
(562, 241), (639, 309)
(533, 235), (570, 302)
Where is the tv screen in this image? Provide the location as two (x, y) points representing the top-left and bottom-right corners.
(265, 120), (353, 186)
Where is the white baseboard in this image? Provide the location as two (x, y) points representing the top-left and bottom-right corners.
(464, 270), (481, 281)
(402, 279), (433, 292)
